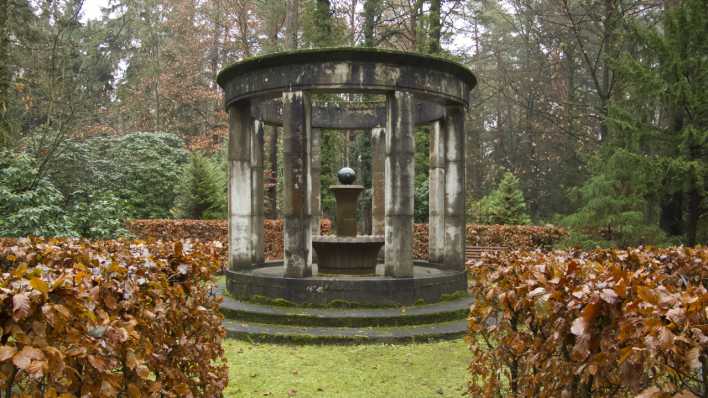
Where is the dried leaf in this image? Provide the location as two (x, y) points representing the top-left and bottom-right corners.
(636, 386), (662, 398)
(600, 288), (618, 304)
(0, 345), (17, 361)
(12, 293), (31, 321)
(12, 346), (44, 370)
(571, 317), (587, 336)
(29, 277), (49, 295)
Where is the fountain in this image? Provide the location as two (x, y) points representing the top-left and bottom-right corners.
(216, 48), (477, 341)
(312, 167), (384, 275)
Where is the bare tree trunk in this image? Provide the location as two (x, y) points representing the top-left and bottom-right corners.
(0, 0), (9, 147)
(350, 0), (358, 45)
(285, 0), (299, 49)
(429, 0), (441, 53)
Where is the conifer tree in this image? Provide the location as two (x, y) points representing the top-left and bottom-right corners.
(481, 172), (532, 225)
(173, 153), (225, 219)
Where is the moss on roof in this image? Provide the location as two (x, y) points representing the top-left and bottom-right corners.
(216, 47), (477, 89)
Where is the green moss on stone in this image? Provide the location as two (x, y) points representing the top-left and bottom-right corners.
(216, 47), (476, 89)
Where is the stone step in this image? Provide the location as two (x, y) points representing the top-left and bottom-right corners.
(222, 319), (468, 344)
(219, 294), (473, 327)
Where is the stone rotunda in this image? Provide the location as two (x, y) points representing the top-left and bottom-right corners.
(216, 48), (477, 342)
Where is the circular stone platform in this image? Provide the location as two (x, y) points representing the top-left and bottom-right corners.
(226, 261), (467, 307)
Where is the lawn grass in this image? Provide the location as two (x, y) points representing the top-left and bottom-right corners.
(223, 338), (471, 398)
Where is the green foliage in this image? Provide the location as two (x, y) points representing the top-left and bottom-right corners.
(67, 191), (130, 239)
(414, 176), (429, 223)
(471, 172), (531, 225)
(414, 128), (430, 223)
(173, 152), (227, 219)
(301, 0), (348, 48)
(0, 151), (75, 237)
(97, 132), (188, 219)
(3, 132), (187, 239)
(320, 129), (345, 216)
(561, 149), (667, 247)
(50, 132), (187, 220)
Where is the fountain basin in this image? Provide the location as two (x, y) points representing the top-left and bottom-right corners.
(312, 235), (384, 275)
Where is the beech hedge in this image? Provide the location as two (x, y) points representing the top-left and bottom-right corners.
(0, 238), (227, 397)
(467, 246), (707, 397)
(126, 220), (565, 261)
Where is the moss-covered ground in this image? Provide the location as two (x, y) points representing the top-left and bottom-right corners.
(223, 338), (471, 398)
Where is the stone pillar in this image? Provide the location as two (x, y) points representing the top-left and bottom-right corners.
(371, 127), (385, 236)
(429, 119), (446, 264)
(311, 128), (322, 236)
(282, 91), (312, 277)
(251, 120), (265, 265)
(384, 91), (415, 278)
(228, 101), (254, 270)
(443, 106), (466, 270)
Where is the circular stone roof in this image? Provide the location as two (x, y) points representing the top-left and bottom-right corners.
(217, 47), (477, 107)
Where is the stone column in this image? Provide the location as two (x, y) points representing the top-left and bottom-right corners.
(429, 119), (446, 264)
(282, 91), (312, 277)
(228, 101), (254, 270)
(251, 120), (265, 265)
(443, 106), (466, 270)
(371, 127), (385, 236)
(384, 91), (415, 278)
(310, 128), (322, 236)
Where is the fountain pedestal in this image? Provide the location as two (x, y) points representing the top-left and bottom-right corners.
(312, 180), (384, 275)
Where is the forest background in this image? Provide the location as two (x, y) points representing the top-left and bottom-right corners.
(0, 0), (705, 248)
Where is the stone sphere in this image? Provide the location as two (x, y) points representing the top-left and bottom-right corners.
(337, 167), (356, 185)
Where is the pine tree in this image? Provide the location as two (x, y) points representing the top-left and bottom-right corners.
(173, 153), (225, 219)
(482, 172), (532, 225)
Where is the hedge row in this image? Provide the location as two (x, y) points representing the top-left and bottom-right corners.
(0, 238), (227, 397)
(127, 220), (566, 260)
(126, 219), (333, 261)
(413, 224), (567, 259)
(467, 246), (707, 397)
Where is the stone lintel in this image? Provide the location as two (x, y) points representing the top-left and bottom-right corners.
(252, 99), (445, 129)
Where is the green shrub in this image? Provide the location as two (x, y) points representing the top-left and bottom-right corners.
(470, 172), (531, 225)
(0, 151), (75, 237)
(172, 152), (226, 219)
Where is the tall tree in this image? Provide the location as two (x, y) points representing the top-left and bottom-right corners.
(428, 0), (442, 53)
(285, 0), (299, 49)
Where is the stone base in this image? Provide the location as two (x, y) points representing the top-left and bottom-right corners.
(311, 235), (384, 275)
(225, 261), (467, 307)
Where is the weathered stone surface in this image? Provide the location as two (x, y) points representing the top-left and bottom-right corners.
(228, 102), (254, 269)
(310, 128), (321, 236)
(225, 262), (468, 306)
(371, 128), (385, 236)
(252, 99), (445, 129)
(282, 91), (312, 277)
(429, 119), (446, 265)
(220, 48), (476, 283)
(384, 91), (415, 278)
(311, 235), (384, 275)
(443, 106), (466, 270)
(331, 185), (364, 237)
(217, 48), (476, 107)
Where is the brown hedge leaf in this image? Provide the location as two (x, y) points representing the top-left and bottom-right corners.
(0, 345), (17, 361)
(12, 292), (31, 321)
